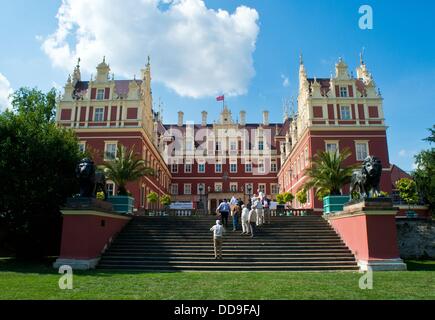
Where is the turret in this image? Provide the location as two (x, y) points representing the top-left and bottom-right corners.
(96, 56), (110, 82)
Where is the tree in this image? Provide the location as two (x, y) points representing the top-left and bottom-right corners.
(0, 88), (81, 258)
(296, 189), (308, 206)
(160, 194), (172, 207)
(102, 145), (155, 196)
(276, 192), (294, 205)
(395, 178), (419, 213)
(303, 148), (358, 200)
(147, 192), (159, 208)
(413, 126), (435, 213)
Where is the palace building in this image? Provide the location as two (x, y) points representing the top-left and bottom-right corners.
(57, 54), (393, 214)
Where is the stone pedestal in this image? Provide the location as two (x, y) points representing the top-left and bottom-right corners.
(53, 200), (131, 270)
(325, 198), (407, 271)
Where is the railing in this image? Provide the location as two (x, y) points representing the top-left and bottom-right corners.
(270, 209), (314, 217)
(137, 209), (208, 217)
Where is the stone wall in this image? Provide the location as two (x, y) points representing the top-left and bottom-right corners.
(396, 219), (435, 259)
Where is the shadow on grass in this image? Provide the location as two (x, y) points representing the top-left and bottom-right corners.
(405, 260), (435, 271)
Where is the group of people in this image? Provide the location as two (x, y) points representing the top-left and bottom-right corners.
(210, 190), (271, 259)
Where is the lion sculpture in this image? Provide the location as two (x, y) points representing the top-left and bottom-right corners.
(76, 158), (107, 199)
(349, 156), (383, 199)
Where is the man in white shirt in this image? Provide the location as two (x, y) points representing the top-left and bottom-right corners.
(257, 189), (265, 201)
(248, 208), (257, 238)
(241, 205), (250, 235)
(254, 198), (264, 227)
(210, 220), (225, 259)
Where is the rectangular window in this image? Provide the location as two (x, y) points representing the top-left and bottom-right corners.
(96, 89), (104, 100)
(356, 142), (369, 161)
(271, 162), (277, 172)
(106, 182), (115, 196)
(258, 161), (265, 173)
(215, 183), (223, 193)
(197, 183), (205, 195)
(78, 142), (86, 154)
(340, 87), (348, 97)
(245, 163), (252, 173)
(304, 148), (309, 167)
(94, 107), (104, 122)
(184, 184), (192, 195)
(230, 183), (238, 193)
(258, 140), (264, 151)
(326, 142), (338, 154)
(215, 141), (221, 152)
(170, 184), (178, 195)
(230, 141), (237, 151)
(104, 142), (117, 161)
(198, 163), (205, 173)
(245, 183), (253, 195)
(184, 164), (192, 173)
(258, 184), (266, 194)
(230, 163), (237, 173)
(271, 184), (279, 195)
(171, 164), (178, 173)
(340, 106), (351, 120)
(215, 163), (222, 173)
(306, 189), (311, 204)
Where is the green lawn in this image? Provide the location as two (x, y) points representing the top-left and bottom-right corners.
(0, 259), (434, 300)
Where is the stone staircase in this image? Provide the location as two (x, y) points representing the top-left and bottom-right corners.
(98, 215), (358, 271)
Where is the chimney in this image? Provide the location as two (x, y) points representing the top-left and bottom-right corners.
(177, 111), (184, 127)
(239, 110), (246, 126)
(201, 111), (208, 127)
(263, 111), (270, 126)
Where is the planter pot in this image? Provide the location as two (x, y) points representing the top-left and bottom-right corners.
(107, 196), (134, 214)
(323, 195), (351, 215)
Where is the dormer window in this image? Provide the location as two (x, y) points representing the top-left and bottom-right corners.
(340, 87), (348, 97)
(96, 89), (104, 100)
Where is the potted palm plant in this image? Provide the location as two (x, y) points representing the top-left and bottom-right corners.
(395, 178), (419, 218)
(102, 145), (155, 214)
(303, 148), (358, 214)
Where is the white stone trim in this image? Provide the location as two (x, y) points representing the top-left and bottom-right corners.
(53, 258), (100, 270)
(358, 259), (407, 271)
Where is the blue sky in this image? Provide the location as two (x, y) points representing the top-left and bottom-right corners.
(0, 0), (434, 172)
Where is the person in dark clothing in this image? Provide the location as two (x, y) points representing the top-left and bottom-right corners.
(237, 198), (244, 207)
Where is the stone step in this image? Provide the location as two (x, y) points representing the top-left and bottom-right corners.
(105, 248), (353, 254)
(100, 256), (356, 262)
(97, 264), (359, 271)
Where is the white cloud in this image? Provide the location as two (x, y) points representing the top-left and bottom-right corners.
(0, 73), (13, 112)
(399, 149), (407, 157)
(281, 74), (290, 87)
(41, 0), (260, 98)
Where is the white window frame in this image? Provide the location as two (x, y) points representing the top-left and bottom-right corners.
(230, 162), (237, 173)
(258, 139), (264, 151)
(271, 184), (279, 195)
(184, 184), (192, 195)
(197, 183), (206, 195)
(340, 106), (351, 120)
(214, 183), (223, 193)
(106, 182), (115, 196)
(271, 162), (277, 173)
(230, 182), (238, 193)
(94, 107), (104, 122)
(340, 86), (348, 98)
(245, 162), (252, 173)
(78, 141), (86, 154)
(355, 141), (369, 161)
(258, 161), (265, 174)
(96, 89), (105, 100)
(304, 147), (309, 167)
(170, 184), (178, 195)
(171, 163), (178, 173)
(245, 183), (254, 195)
(215, 163), (222, 173)
(104, 141), (118, 161)
(230, 141), (237, 152)
(184, 163), (192, 173)
(258, 184), (266, 194)
(325, 140), (339, 155)
(198, 163), (205, 173)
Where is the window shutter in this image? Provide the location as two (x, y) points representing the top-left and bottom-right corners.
(91, 88), (97, 100)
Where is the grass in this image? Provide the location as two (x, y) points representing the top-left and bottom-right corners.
(0, 259), (434, 300)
